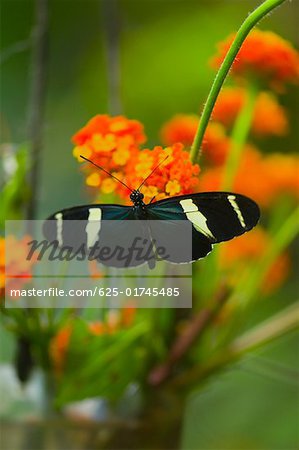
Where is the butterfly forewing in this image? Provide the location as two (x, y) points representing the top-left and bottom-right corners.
(43, 205), (157, 267)
(43, 204), (133, 251)
(147, 192), (260, 243)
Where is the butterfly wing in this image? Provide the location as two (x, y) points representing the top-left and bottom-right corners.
(43, 204), (154, 268)
(43, 204), (133, 246)
(45, 204), (134, 221)
(146, 192), (260, 262)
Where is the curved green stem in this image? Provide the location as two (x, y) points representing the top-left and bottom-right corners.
(190, 0), (287, 163)
(221, 82), (258, 190)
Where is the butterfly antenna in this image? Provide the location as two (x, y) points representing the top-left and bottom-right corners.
(137, 155), (169, 191)
(80, 155), (133, 192)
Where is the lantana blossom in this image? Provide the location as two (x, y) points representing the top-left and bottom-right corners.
(0, 235), (37, 299)
(122, 143), (200, 203)
(199, 146), (299, 208)
(72, 114), (146, 192)
(72, 115), (201, 202)
(212, 87), (289, 136)
(160, 114), (230, 165)
(160, 114), (199, 148)
(211, 29), (299, 89)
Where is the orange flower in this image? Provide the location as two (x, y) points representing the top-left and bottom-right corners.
(213, 87), (288, 136)
(123, 143), (200, 203)
(165, 180), (182, 196)
(199, 147), (299, 208)
(72, 115), (146, 196)
(121, 304), (136, 327)
(211, 29), (299, 89)
(0, 235), (37, 299)
(202, 122), (231, 166)
(73, 115), (146, 148)
(88, 321), (106, 335)
(212, 87), (244, 128)
(49, 323), (72, 376)
(262, 153), (299, 201)
(160, 114), (230, 166)
(220, 226), (291, 294)
(252, 92), (288, 136)
(160, 114), (198, 147)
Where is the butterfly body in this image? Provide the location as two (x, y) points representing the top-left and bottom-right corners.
(130, 190), (148, 218)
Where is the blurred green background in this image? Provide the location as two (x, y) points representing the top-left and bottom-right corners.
(1, 1), (298, 449)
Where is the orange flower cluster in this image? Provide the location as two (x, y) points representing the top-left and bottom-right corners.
(72, 115), (200, 202)
(211, 29), (299, 88)
(213, 87), (288, 136)
(73, 115), (146, 194)
(220, 226), (291, 294)
(124, 143), (200, 202)
(160, 114), (230, 166)
(0, 235), (37, 299)
(160, 114), (198, 147)
(199, 147), (299, 208)
(50, 306), (136, 375)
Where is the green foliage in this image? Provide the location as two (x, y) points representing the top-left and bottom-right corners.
(0, 144), (30, 228)
(55, 317), (150, 406)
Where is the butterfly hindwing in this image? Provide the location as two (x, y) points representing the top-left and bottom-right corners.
(145, 219), (212, 263)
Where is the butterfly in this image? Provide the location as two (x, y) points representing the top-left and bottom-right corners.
(43, 155), (260, 268)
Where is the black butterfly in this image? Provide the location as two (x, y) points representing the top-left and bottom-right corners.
(43, 155), (260, 267)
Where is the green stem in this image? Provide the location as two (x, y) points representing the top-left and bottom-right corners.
(221, 82), (258, 190)
(190, 0), (287, 163)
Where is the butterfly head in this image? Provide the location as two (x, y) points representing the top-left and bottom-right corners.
(130, 190), (144, 206)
